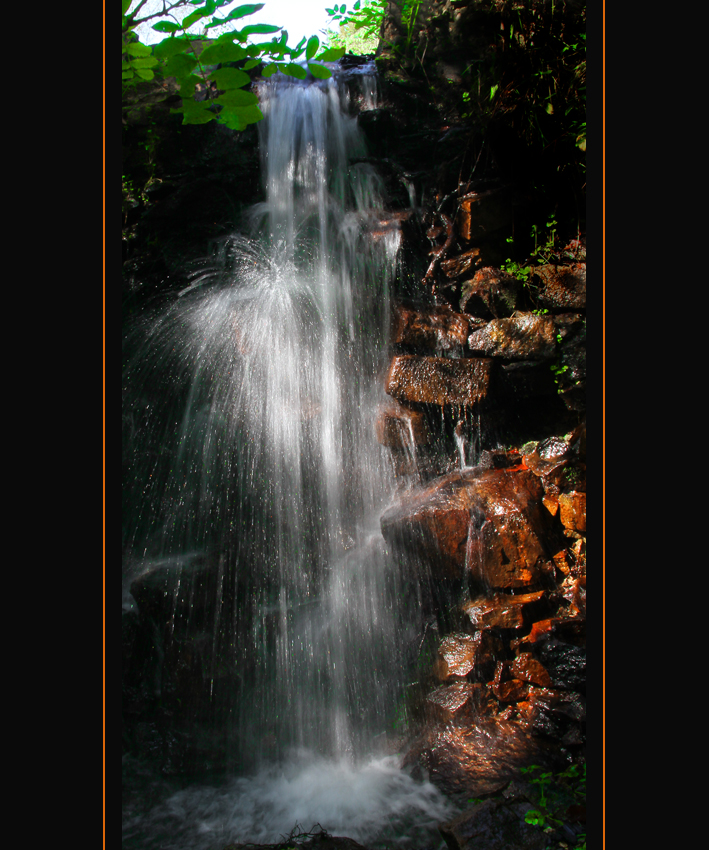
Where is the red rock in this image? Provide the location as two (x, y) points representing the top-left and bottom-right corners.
(380, 467), (553, 585)
(552, 549), (573, 575)
(510, 652), (553, 687)
(391, 302), (470, 350)
(375, 400), (431, 449)
(462, 591), (546, 630)
(516, 616), (586, 647)
(492, 678), (528, 703)
(412, 716), (554, 797)
(434, 631), (502, 681)
(558, 491), (586, 537)
(425, 682), (482, 724)
(534, 263), (586, 309)
(385, 354), (493, 406)
(562, 576), (586, 617)
(460, 267), (521, 318)
(440, 248), (482, 279)
(467, 314), (556, 360)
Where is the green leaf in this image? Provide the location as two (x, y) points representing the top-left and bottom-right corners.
(262, 62), (278, 77)
(240, 24), (282, 35)
(307, 63), (332, 79)
(177, 74), (203, 98)
(231, 104), (264, 124)
(209, 67), (251, 89)
(151, 22), (180, 33)
(199, 41), (249, 63)
(174, 99), (215, 124)
(243, 58), (261, 70)
(218, 109), (248, 131)
(306, 36), (320, 60)
(164, 53), (199, 78)
(223, 3), (265, 21)
(216, 89), (259, 107)
(134, 67), (155, 80)
(122, 0), (132, 15)
(314, 46), (346, 62)
(125, 41), (152, 57)
(182, 9), (209, 29)
(153, 37), (193, 59)
(122, 69), (135, 80)
(130, 56), (159, 69)
(282, 63), (307, 79)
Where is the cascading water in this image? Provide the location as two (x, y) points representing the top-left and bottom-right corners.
(123, 65), (455, 848)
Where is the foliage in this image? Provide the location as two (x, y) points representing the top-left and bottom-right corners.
(323, 0), (425, 56)
(501, 214), (570, 281)
(122, 2), (345, 128)
(519, 762), (586, 849)
(485, 2), (586, 159)
(324, 1), (385, 53)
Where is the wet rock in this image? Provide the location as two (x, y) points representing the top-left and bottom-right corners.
(510, 652), (553, 688)
(467, 314), (557, 361)
(380, 468), (552, 584)
(515, 687), (586, 743)
(533, 263), (586, 310)
(455, 186), (514, 242)
(553, 312), (585, 341)
(535, 638), (586, 692)
(439, 799), (549, 850)
(515, 616), (586, 649)
(385, 354), (493, 407)
(492, 678), (529, 703)
(558, 491), (586, 537)
(433, 631), (502, 681)
(417, 717), (554, 797)
(462, 591), (546, 631)
(561, 575), (586, 617)
(460, 267), (521, 318)
(440, 248), (482, 279)
(479, 448), (523, 469)
(375, 400), (431, 449)
(392, 302), (470, 350)
(425, 682), (483, 724)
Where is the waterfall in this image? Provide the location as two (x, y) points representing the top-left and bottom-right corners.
(123, 64), (455, 848)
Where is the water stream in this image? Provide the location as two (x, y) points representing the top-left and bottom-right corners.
(122, 65), (456, 848)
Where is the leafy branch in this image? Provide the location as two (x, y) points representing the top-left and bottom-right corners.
(122, 2), (346, 128)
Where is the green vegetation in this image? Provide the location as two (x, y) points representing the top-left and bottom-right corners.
(323, 0), (426, 56)
(122, 1), (345, 128)
(519, 762), (586, 849)
(324, 1), (385, 54)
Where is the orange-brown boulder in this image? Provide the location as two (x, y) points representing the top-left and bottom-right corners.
(510, 652), (553, 688)
(433, 631), (502, 681)
(375, 400), (431, 449)
(462, 591), (546, 630)
(385, 354), (492, 407)
(533, 263), (586, 309)
(391, 302), (470, 350)
(467, 314), (556, 360)
(380, 467), (553, 586)
(558, 491), (586, 537)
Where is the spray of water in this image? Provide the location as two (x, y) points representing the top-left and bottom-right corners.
(123, 66), (455, 846)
